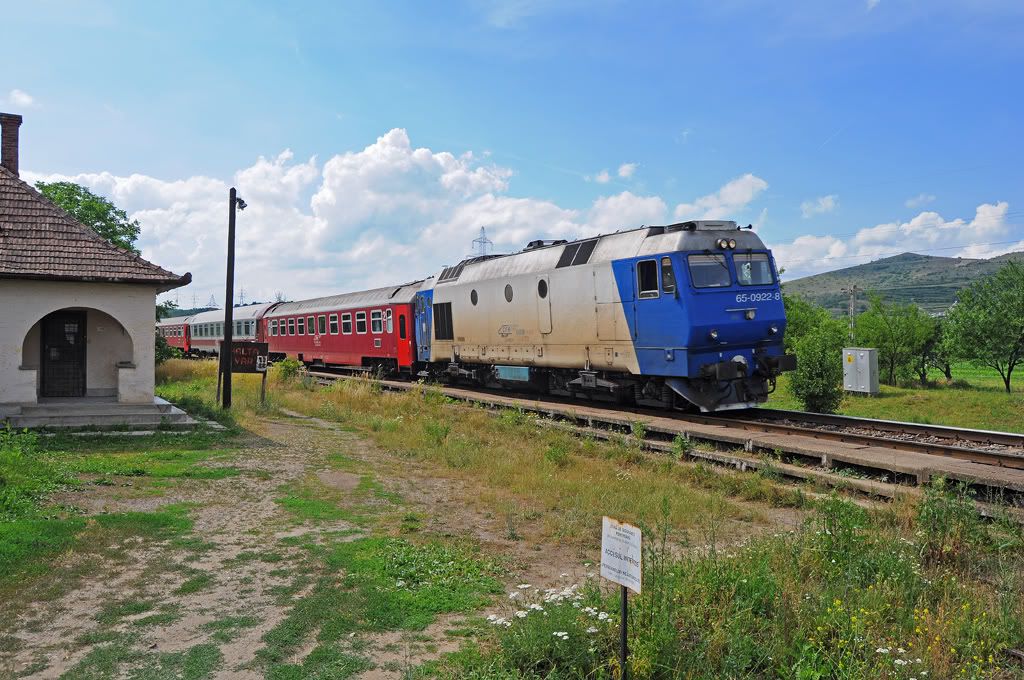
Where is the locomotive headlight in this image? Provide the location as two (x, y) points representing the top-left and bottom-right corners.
(709, 329), (719, 340)
(717, 238), (728, 249)
(769, 324), (779, 335)
(728, 239), (737, 249)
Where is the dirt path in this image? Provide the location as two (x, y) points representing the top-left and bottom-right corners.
(1, 412), (804, 678)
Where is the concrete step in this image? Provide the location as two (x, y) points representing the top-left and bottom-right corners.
(7, 413), (199, 429)
(2, 399), (210, 431)
(22, 402), (175, 417)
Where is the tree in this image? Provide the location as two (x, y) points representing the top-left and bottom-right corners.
(790, 317), (847, 413)
(156, 300), (179, 321)
(782, 294), (832, 354)
(854, 295), (935, 386)
(35, 181), (141, 253)
(943, 262), (1024, 393)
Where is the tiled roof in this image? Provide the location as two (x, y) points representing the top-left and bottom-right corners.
(0, 165), (190, 290)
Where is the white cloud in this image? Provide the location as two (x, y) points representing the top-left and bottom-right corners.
(800, 194), (838, 218)
(866, 0), (880, 10)
(586, 191), (667, 234)
(773, 201), (1015, 279)
(905, 193), (936, 209)
(25, 131), (773, 305)
(673, 173), (768, 221)
(8, 89), (35, 108)
(587, 169), (611, 184)
(617, 163), (637, 179)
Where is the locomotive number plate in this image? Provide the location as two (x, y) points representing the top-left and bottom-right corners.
(734, 292), (780, 304)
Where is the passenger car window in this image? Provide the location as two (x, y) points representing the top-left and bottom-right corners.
(271, 320), (278, 336)
(329, 314), (339, 334)
(318, 315), (327, 335)
(687, 254), (732, 288)
(307, 316), (315, 335)
(637, 260), (659, 298)
(297, 317), (305, 335)
(356, 312), (367, 334)
(735, 253), (775, 286)
(386, 309), (393, 333)
(660, 257), (676, 294)
(288, 318), (295, 335)
(371, 310), (383, 333)
(342, 313), (352, 334)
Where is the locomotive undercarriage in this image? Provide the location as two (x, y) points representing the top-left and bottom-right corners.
(417, 361), (785, 412)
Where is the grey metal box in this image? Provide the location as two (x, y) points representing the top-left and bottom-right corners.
(843, 347), (879, 395)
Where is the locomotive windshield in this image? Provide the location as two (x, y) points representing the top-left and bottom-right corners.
(687, 254), (731, 288)
(735, 253), (775, 286)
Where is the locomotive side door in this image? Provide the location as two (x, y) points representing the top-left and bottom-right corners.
(537, 275), (552, 334)
(413, 291), (433, 363)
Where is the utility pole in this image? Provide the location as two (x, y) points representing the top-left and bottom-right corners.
(841, 285), (860, 341)
(222, 187), (247, 409)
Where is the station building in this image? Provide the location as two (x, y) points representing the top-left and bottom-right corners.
(0, 112), (191, 419)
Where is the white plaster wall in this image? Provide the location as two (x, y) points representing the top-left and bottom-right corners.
(0, 280), (159, 404)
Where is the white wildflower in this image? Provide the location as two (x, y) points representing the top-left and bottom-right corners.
(586, 627), (598, 633)
(515, 610), (528, 618)
(598, 612), (610, 621)
(876, 647), (890, 654)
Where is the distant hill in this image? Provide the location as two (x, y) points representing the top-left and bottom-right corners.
(782, 251), (1024, 316)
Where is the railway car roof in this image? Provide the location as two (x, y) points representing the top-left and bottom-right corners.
(428, 221), (770, 285)
(188, 303), (276, 324)
(156, 316), (192, 327)
(267, 281), (427, 316)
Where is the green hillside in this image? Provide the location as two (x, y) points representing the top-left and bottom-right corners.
(782, 250), (1024, 315)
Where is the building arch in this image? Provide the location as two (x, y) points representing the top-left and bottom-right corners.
(20, 307), (137, 400)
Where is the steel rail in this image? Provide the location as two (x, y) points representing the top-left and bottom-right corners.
(305, 369), (1024, 476)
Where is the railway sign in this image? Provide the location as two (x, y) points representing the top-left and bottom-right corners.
(227, 342), (269, 374)
(601, 516), (642, 593)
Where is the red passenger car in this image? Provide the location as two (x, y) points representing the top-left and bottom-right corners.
(156, 317), (191, 353)
(264, 282), (422, 374)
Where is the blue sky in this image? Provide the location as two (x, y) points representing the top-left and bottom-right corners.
(5, 1), (1024, 304)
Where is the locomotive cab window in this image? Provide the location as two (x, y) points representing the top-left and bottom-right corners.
(318, 315), (327, 335)
(637, 260), (659, 298)
(356, 312), (367, 334)
(342, 313), (352, 334)
(688, 254), (732, 288)
(371, 310), (383, 333)
(735, 253), (775, 286)
(660, 257), (676, 294)
(329, 314), (339, 335)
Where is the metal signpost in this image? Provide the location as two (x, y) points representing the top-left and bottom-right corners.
(601, 516), (642, 680)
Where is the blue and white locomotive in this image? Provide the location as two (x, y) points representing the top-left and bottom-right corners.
(413, 220), (796, 411)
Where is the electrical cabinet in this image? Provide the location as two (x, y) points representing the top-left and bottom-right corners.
(843, 347), (879, 395)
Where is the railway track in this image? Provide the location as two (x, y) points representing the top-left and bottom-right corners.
(306, 369), (1024, 503)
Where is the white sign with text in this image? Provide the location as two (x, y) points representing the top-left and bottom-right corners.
(600, 516), (642, 594)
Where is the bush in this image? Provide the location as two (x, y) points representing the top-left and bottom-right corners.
(275, 357), (303, 381)
(789, 318), (846, 413)
(154, 334), (181, 365)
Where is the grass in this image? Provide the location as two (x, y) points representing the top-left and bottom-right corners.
(767, 362), (1024, 432)
(156, 360), (780, 543)
(259, 536), (505, 675)
(430, 485), (1024, 680)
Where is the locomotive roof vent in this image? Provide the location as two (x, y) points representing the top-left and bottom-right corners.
(524, 238), (568, 251)
(662, 220), (739, 232)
